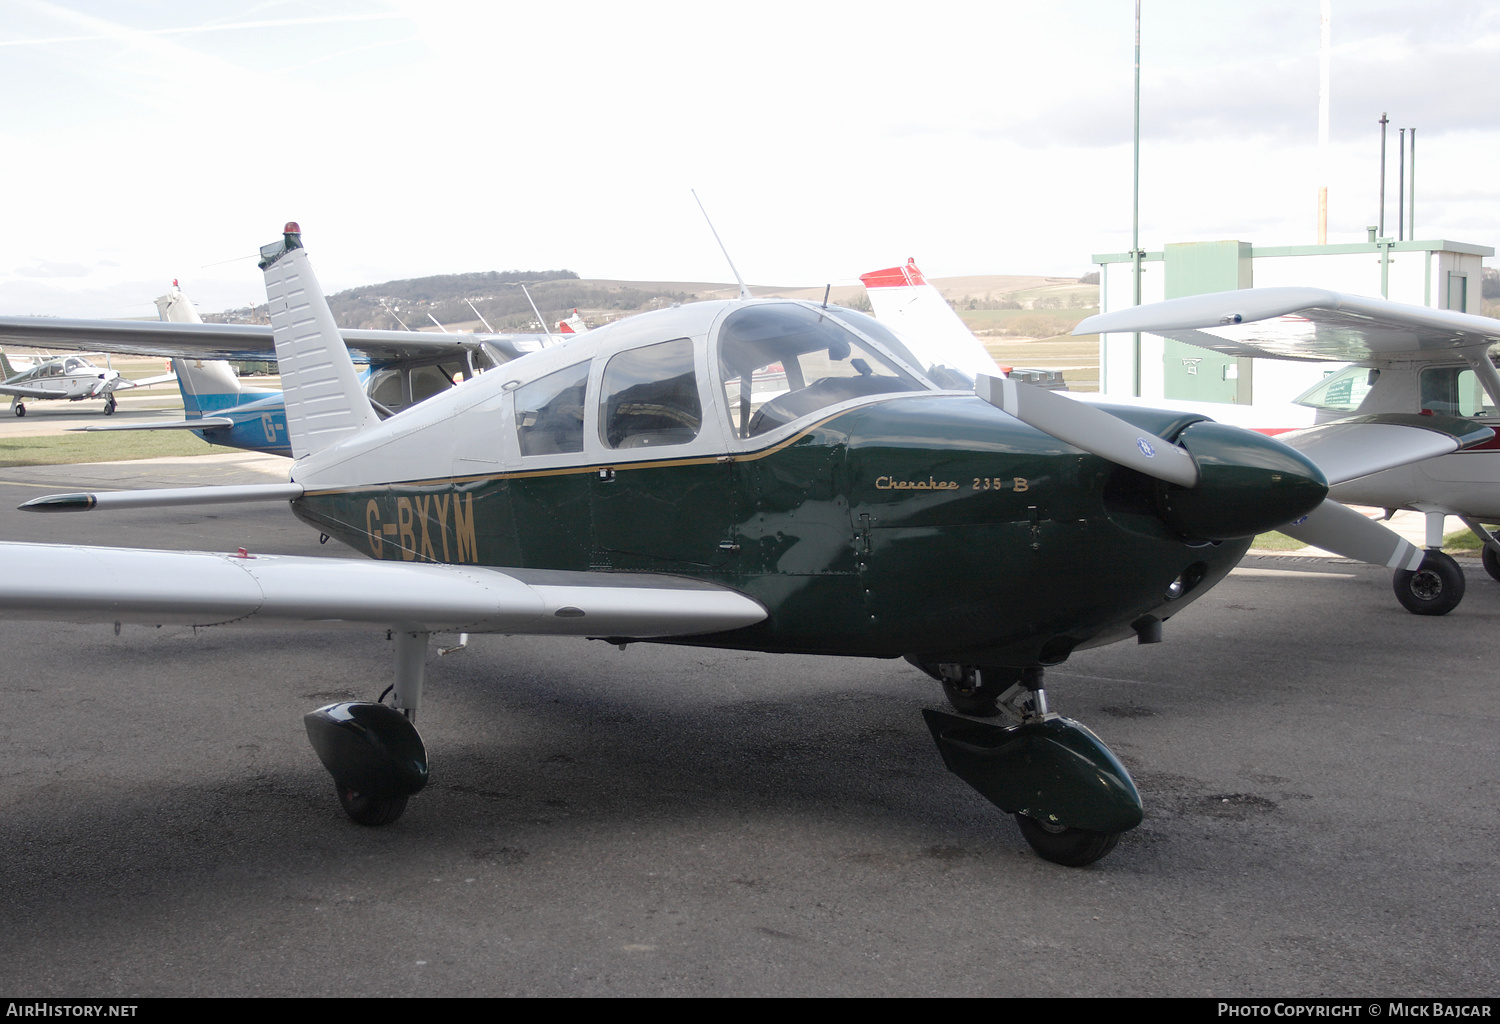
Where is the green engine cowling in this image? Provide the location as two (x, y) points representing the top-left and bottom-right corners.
(1154, 420), (1328, 541)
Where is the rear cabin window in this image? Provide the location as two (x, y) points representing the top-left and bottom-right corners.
(600, 338), (702, 449)
(516, 361), (591, 456)
(717, 304), (926, 438)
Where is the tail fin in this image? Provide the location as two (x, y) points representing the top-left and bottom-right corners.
(155, 280), (243, 417)
(0, 349), (18, 380)
(173, 357), (244, 417)
(153, 279), (203, 324)
(860, 259), (1002, 381)
(259, 223), (377, 460)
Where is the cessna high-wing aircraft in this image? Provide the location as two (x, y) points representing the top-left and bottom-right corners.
(0, 347), (175, 417)
(0, 225), (1485, 867)
(0, 282), (547, 455)
(1079, 289), (1500, 616)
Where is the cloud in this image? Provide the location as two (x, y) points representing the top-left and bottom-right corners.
(15, 260), (89, 279)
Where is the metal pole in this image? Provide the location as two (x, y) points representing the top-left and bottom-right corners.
(1132, 0), (1142, 397)
(1378, 112), (1388, 237)
(1409, 128), (1416, 239)
(1318, 0), (1330, 244)
(1398, 128), (1405, 241)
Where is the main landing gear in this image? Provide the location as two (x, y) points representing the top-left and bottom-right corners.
(304, 630), (431, 825)
(11, 401), (23, 418)
(917, 662), (1142, 867)
(1388, 509), (1500, 616)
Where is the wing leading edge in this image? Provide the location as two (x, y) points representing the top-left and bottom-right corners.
(1075, 286), (1500, 364)
(0, 542), (766, 637)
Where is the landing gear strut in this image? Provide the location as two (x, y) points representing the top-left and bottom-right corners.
(920, 666), (1141, 867)
(304, 630), (431, 825)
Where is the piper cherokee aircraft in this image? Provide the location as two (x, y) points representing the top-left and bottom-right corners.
(0, 347), (175, 417)
(0, 282), (547, 454)
(1078, 289), (1500, 616)
(0, 225), (1485, 867)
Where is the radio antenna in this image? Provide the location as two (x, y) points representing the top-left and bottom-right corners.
(465, 298), (496, 333)
(692, 189), (751, 300)
(521, 283), (557, 344)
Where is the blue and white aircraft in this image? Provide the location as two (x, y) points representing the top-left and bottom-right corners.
(2, 279), (549, 456)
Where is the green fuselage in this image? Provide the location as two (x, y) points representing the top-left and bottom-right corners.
(290, 395), (1251, 666)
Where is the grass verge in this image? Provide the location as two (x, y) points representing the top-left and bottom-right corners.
(0, 432), (242, 467)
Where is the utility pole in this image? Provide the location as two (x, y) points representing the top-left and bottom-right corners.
(1131, 0), (1143, 397)
(1398, 128), (1405, 241)
(1378, 112), (1388, 237)
(1318, 0), (1330, 244)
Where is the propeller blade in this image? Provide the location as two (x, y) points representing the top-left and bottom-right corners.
(1277, 499), (1425, 570)
(976, 374), (1199, 488)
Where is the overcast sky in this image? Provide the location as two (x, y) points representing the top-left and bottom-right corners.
(1, 0), (1495, 317)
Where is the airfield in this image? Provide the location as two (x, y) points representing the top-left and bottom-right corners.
(0, 408), (1495, 996)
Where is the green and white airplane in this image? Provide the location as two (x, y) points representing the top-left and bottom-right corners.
(0, 224), (1486, 866)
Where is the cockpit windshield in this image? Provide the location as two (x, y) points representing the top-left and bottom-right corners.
(717, 303), (928, 438)
(1292, 364), (1373, 413)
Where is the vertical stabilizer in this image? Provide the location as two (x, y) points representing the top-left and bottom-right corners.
(0, 349), (18, 380)
(861, 259), (1002, 381)
(154, 280), (203, 324)
(259, 224), (377, 459)
(155, 280), (242, 417)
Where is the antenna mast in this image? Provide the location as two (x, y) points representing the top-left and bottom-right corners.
(692, 190), (751, 299)
(521, 283), (557, 344)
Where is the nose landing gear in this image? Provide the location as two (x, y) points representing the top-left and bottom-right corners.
(921, 666), (1142, 867)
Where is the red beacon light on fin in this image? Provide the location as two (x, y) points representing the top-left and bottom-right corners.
(284, 222), (300, 234)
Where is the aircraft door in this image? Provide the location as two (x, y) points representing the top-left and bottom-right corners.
(589, 336), (737, 572)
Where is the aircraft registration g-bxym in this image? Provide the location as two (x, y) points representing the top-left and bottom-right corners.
(0, 226), (1488, 867)
(1078, 289), (1500, 616)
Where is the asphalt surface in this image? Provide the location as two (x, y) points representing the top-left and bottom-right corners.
(0, 457), (1495, 997)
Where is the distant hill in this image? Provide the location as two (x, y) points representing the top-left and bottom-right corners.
(206, 268), (1096, 335)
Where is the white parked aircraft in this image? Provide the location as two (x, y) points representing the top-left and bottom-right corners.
(1078, 288), (1500, 615)
(0, 348), (175, 417)
(0, 224), (1480, 865)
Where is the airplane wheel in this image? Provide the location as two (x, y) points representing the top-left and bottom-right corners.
(1393, 551), (1466, 615)
(336, 784), (408, 826)
(1482, 544), (1500, 583)
(103, 397), (116, 416)
(940, 666), (1019, 717)
(1015, 814), (1121, 867)
(13, 404), (23, 418)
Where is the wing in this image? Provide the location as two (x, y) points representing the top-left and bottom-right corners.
(1273, 413), (1494, 485)
(0, 383), (64, 399)
(1074, 286), (1500, 364)
(0, 316), (547, 365)
(0, 542), (766, 637)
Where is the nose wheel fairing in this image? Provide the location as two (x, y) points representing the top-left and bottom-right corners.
(922, 708), (1144, 836)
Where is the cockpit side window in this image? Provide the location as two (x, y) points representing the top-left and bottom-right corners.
(717, 304), (926, 438)
(600, 338), (701, 449)
(1419, 366), (1499, 418)
(516, 361), (591, 456)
